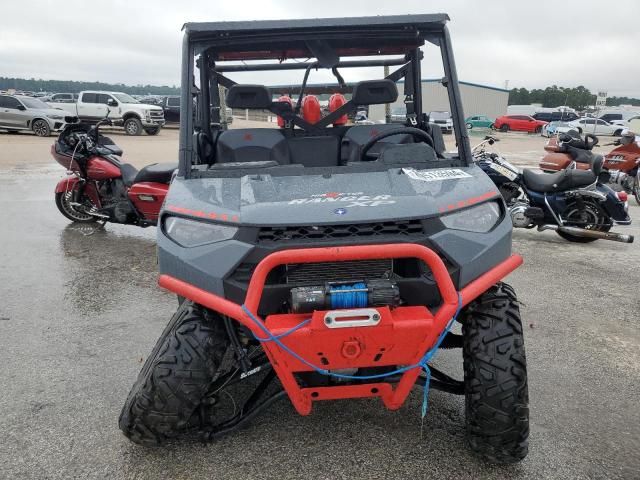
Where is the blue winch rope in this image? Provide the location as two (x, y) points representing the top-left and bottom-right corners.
(241, 293), (463, 420)
(329, 282), (368, 309)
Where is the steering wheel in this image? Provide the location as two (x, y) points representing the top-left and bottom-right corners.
(360, 127), (435, 161)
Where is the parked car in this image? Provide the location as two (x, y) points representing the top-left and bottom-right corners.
(598, 112), (640, 125)
(47, 93), (78, 103)
(465, 115), (493, 129)
(607, 115), (640, 128)
(389, 105), (406, 124)
(48, 91), (165, 135)
(628, 117), (640, 132)
(0, 94), (66, 136)
(158, 96), (231, 125)
(493, 115), (547, 133)
(567, 117), (624, 136)
(137, 96), (163, 105)
(541, 121), (577, 137)
(159, 96), (180, 123)
(428, 110), (453, 133)
(532, 111), (578, 123)
(354, 109), (374, 125)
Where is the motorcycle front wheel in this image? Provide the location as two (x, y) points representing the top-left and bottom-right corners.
(557, 200), (611, 243)
(55, 191), (99, 223)
(634, 173), (640, 206)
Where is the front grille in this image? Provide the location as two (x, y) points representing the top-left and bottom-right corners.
(285, 259), (392, 284)
(257, 220), (424, 243)
(150, 110), (164, 119)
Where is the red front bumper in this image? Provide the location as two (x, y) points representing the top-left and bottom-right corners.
(159, 243), (522, 415)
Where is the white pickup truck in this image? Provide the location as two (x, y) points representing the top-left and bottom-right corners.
(49, 91), (165, 135)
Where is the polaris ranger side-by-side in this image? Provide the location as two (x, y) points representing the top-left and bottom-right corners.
(119, 15), (529, 463)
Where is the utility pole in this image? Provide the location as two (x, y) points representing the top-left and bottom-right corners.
(219, 85), (227, 126)
(384, 65), (391, 124)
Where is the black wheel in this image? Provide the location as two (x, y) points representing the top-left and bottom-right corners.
(119, 302), (229, 445)
(614, 129), (623, 137)
(557, 200), (611, 243)
(32, 119), (50, 137)
(634, 174), (640, 206)
(145, 127), (161, 136)
(466, 122), (473, 130)
(499, 124), (509, 132)
(462, 282), (529, 464)
(124, 117), (143, 136)
(55, 191), (99, 223)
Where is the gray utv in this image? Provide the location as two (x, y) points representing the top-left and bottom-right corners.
(119, 14), (529, 463)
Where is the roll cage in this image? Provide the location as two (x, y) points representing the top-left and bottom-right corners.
(178, 14), (471, 178)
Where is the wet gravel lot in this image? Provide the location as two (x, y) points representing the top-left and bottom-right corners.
(0, 161), (639, 479)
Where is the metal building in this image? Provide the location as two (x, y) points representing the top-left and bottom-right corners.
(369, 79), (509, 122)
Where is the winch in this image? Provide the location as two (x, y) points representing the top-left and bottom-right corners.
(290, 279), (400, 313)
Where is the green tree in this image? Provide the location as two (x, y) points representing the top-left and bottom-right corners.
(0, 77), (180, 96)
(508, 85), (604, 109)
(606, 96), (640, 107)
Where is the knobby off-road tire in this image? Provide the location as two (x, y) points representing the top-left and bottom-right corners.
(462, 282), (529, 464)
(119, 302), (228, 445)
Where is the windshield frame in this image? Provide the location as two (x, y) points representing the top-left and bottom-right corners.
(114, 93), (139, 104)
(179, 19), (472, 177)
(18, 97), (50, 109)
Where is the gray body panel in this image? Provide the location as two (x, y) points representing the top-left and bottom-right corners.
(164, 13), (510, 312)
(163, 165), (497, 225)
(158, 166), (513, 302)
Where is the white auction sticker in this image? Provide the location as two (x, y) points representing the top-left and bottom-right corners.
(402, 168), (473, 182)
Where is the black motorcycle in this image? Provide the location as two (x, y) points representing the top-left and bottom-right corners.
(473, 136), (633, 243)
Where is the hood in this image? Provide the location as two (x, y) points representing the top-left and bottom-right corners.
(138, 103), (163, 111)
(29, 107), (68, 118)
(165, 165), (500, 226)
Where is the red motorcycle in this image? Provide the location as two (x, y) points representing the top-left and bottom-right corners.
(603, 133), (640, 205)
(52, 117), (176, 226)
(539, 131), (640, 205)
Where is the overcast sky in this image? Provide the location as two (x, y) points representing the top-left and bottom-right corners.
(1, 0), (638, 97)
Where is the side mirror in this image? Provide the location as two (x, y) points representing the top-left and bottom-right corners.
(107, 99), (118, 107)
(16, 105), (26, 111)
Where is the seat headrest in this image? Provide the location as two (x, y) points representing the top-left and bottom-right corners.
(226, 85), (272, 109)
(352, 79), (398, 105)
(329, 93), (348, 126)
(301, 95), (322, 124)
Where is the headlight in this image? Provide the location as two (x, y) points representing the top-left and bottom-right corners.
(163, 216), (238, 247)
(441, 201), (501, 233)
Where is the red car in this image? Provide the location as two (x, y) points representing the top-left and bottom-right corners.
(493, 115), (547, 133)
